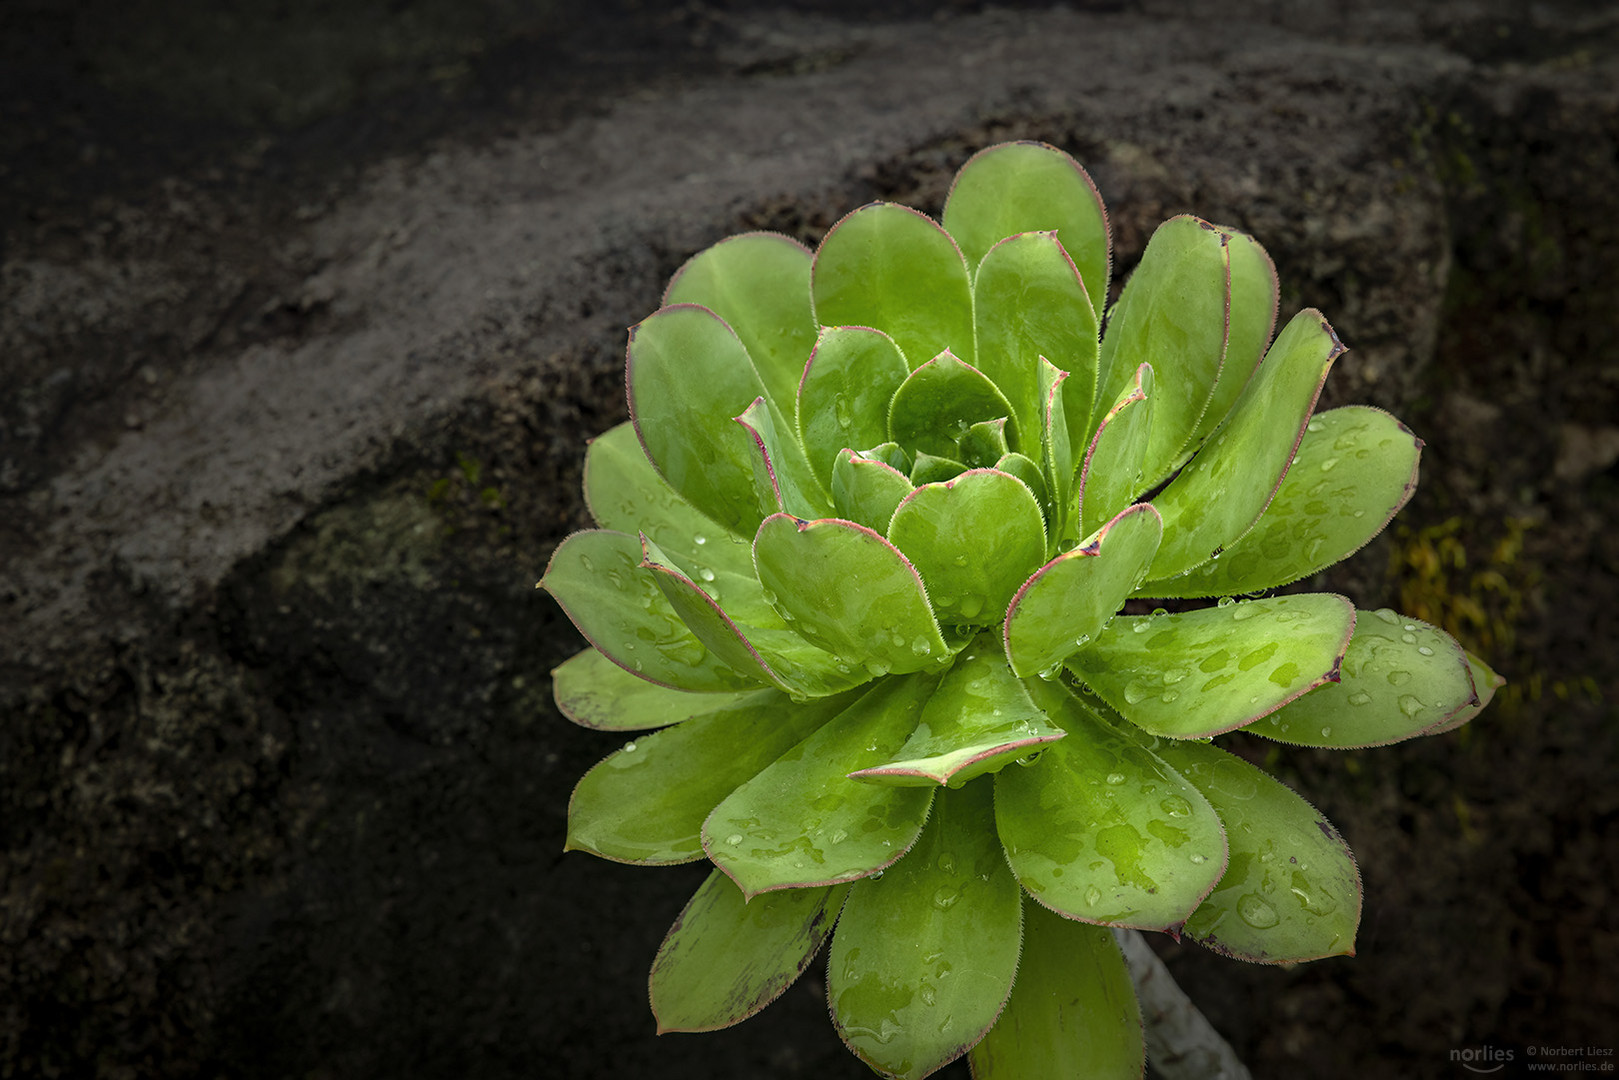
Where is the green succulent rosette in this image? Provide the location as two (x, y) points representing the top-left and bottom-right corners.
(542, 142), (1503, 1079)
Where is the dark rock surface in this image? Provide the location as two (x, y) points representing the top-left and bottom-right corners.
(3, 2), (1616, 1077)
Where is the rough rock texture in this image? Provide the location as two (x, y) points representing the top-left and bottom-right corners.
(3, 2), (1616, 1077)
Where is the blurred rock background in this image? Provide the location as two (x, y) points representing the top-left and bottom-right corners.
(2, 2), (1615, 1076)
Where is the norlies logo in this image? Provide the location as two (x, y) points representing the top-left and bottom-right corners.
(1453, 1045), (1516, 1073)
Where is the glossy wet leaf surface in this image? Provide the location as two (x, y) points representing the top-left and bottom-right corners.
(1147, 406), (1422, 598)
(1069, 594), (1355, 738)
(551, 646), (752, 732)
(971, 230), (1098, 453)
(734, 394), (831, 520)
(942, 140), (1110, 321)
(1004, 503), (1162, 678)
(1146, 307), (1343, 582)
(703, 676), (938, 896)
(812, 202), (974, 369)
(627, 304), (779, 533)
(829, 779), (1022, 1080)
(542, 529), (762, 692)
(798, 326), (911, 490)
(565, 688), (852, 864)
(968, 898), (1143, 1079)
(663, 232), (817, 426)
(1150, 736), (1362, 963)
(753, 514), (949, 676)
(886, 469), (1046, 627)
(651, 870), (846, 1032)
(850, 640), (1064, 787)
(1246, 609), (1480, 747)
(996, 682), (1226, 930)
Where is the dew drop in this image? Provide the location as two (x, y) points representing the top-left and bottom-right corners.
(726, 833), (743, 845)
(1347, 690), (1373, 706)
(1190, 853), (1208, 864)
(1398, 694), (1425, 718)
(831, 829), (848, 843)
(698, 567), (716, 582)
(1319, 457), (1340, 472)
(1237, 893), (1280, 929)
(1231, 604), (1259, 622)
(1160, 795), (1192, 818)
(1401, 632), (1417, 644)
(622, 741), (638, 753)
(694, 534), (707, 546)
(1417, 645), (1434, 656)
(579, 554), (595, 571)
(1320, 726), (1332, 738)
(1372, 608), (1399, 625)
(1217, 596), (1236, 608)
(833, 394), (853, 428)
(1085, 885), (1103, 907)
(1105, 772), (1126, 785)
(932, 886), (960, 910)
(1386, 669), (1411, 686)
(1159, 690), (1180, 703)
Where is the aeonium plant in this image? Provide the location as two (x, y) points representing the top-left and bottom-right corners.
(541, 141), (1502, 1078)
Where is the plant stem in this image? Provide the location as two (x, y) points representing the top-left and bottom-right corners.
(1112, 929), (1253, 1080)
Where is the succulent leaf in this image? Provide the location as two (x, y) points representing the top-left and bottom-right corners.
(1070, 594), (1356, 738)
(997, 681), (1227, 930)
(993, 451), (1050, 520)
(752, 513), (950, 675)
(1095, 215), (1230, 488)
(651, 870), (847, 1033)
(1245, 609), (1481, 747)
(564, 688), (854, 864)
(1150, 737), (1363, 963)
(798, 326), (912, 490)
(831, 448), (915, 534)
(552, 646), (752, 732)
(663, 232), (818, 426)
(1003, 503), (1164, 679)
(887, 349), (1019, 461)
(1427, 650), (1505, 735)
(849, 637), (1065, 787)
(1077, 362), (1155, 540)
(812, 202), (974, 369)
(959, 417), (1010, 469)
(971, 230), (1099, 453)
(541, 529), (761, 691)
(828, 779), (1022, 1080)
(704, 675), (940, 897)
(1144, 307), (1344, 582)
(886, 469), (1047, 627)
(942, 140), (1110, 321)
(1145, 405), (1422, 598)
(640, 534), (866, 699)
(628, 304), (784, 533)
(584, 421), (751, 571)
(1038, 358), (1077, 544)
(734, 395), (833, 519)
(968, 898), (1144, 1079)
(1186, 227), (1279, 452)
(909, 451), (970, 485)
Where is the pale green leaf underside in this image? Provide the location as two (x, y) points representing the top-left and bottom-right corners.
(997, 682), (1227, 930)
(969, 898), (1144, 1079)
(942, 140), (1110, 321)
(551, 646), (752, 732)
(1143, 405), (1422, 598)
(829, 779), (1022, 1080)
(663, 232), (817, 429)
(1070, 594), (1355, 738)
(542, 530), (761, 692)
(1245, 608), (1479, 747)
(651, 870), (846, 1033)
(565, 688), (851, 864)
(703, 675), (939, 897)
(1145, 307), (1342, 582)
(812, 202), (975, 369)
(1152, 737), (1362, 963)
(1004, 503), (1163, 678)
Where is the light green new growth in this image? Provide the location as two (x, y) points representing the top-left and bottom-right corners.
(543, 141), (1503, 1079)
